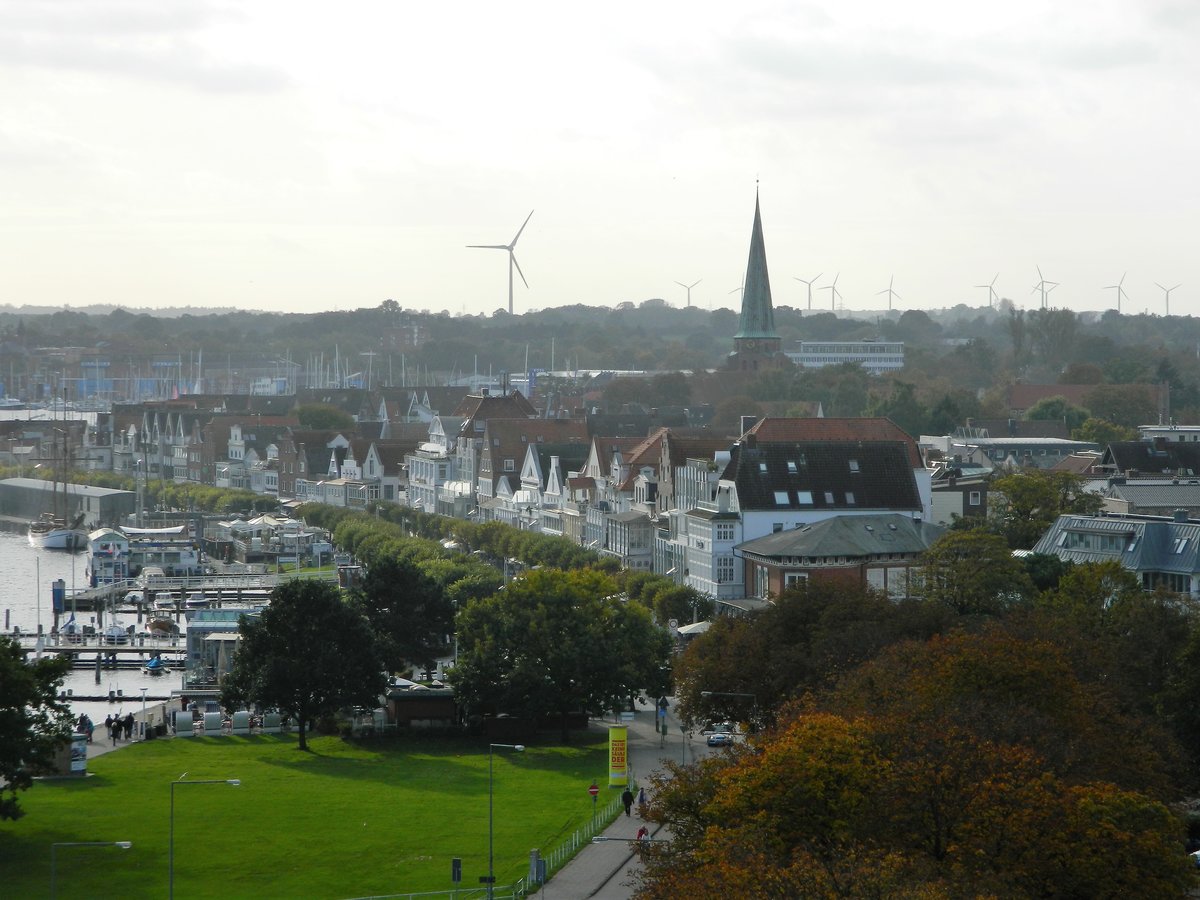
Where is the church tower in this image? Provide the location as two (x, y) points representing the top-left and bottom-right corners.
(729, 190), (786, 371)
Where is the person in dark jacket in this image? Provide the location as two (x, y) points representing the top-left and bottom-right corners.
(621, 787), (634, 816)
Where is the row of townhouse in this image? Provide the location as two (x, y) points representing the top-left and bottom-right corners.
(396, 402), (942, 613)
(70, 391), (946, 610)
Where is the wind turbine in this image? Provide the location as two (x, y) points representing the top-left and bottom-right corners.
(793, 272), (822, 311)
(467, 209), (534, 315)
(877, 275), (901, 311)
(823, 273), (842, 313)
(1104, 272), (1132, 313)
(1031, 266), (1058, 309)
(1156, 281), (1182, 316)
(975, 273), (999, 308)
(675, 279), (701, 308)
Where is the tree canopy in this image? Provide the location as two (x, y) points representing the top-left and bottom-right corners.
(450, 569), (672, 740)
(638, 627), (1193, 899)
(0, 638), (72, 820)
(221, 580), (384, 751)
(350, 556), (454, 675)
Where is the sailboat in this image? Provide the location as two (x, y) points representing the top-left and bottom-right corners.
(28, 430), (88, 550)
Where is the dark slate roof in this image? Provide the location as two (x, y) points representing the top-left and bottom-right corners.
(1106, 481), (1200, 508)
(1033, 513), (1200, 574)
(1103, 441), (1200, 476)
(727, 440), (921, 512)
(738, 514), (944, 559)
(534, 443), (590, 486)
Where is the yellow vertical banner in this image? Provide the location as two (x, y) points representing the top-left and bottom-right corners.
(608, 725), (628, 787)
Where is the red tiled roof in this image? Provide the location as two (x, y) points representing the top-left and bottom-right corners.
(744, 417), (922, 467)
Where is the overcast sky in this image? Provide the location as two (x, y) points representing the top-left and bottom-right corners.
(2, 1), (1198, 319)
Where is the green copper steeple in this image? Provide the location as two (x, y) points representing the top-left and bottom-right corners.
(734, 191), (779, 340)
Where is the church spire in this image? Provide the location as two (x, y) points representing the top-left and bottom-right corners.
(734, 190), (778, 340)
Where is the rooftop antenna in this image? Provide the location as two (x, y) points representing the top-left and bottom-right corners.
(876, 275), (901, 311)
(1104, 272), (1131, 313)
(674, 279), (701, 308)
(467, 209), (534, 315)
(823, 273), (842, 313)
(1031, 266), (1058, 309)
(975, 273), (999, 308)
(1156, 281), (1182, 316)
(793, 272), (822, 311)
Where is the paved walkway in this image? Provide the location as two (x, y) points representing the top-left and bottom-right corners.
(543, 696), (708, 899)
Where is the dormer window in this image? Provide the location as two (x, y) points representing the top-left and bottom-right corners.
(787, 461), (797, 474)
(848, 460), (860, 473)
(759, 462), (768, 473)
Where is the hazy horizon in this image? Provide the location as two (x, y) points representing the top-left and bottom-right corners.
(2, 2), (1197, 318)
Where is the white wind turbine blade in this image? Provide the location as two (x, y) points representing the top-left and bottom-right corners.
(467, 244), (508, 250)
(511, 252), (529, 289)
(510, 210), (535, 247)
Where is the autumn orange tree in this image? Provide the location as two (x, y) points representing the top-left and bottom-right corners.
(636, 627), (1193, 899)
(673, 580), (954, 731)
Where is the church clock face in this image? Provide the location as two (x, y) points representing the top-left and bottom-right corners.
(745, 340), (757, 351)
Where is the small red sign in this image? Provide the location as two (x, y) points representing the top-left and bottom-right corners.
(588, 783), (600, 797)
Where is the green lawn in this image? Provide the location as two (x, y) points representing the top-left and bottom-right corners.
(0, 732), (617, 899)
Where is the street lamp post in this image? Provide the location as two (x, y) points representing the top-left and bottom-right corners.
(487, 743), (524, 900)
(169, 775), (240, 898)
(51, 841), (132, 898)
(140, 687), (148, 741)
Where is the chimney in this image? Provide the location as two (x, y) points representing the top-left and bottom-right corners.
(1007, 418), (1016, 437)
(1175, 509), (1189, 522)
(744, 434), (757, 450)
(740, 415), (759, 436)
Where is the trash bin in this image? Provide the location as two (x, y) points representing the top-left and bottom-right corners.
(156, 723), (167, 737)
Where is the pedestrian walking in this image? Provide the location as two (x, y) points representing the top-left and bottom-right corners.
(123, 712), (135, 741)
(621, 787), (634, 817)
(109, 716), (118, 745)
(636, 825), (649, 843)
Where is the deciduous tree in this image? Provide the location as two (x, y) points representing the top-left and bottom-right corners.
(0, 637), (72, 820)
(350, 556), (454, 675)
(451, 569), (671, 741)
(221, 580), (384, 751)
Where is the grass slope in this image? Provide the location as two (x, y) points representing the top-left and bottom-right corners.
(0, 732), (615, 899)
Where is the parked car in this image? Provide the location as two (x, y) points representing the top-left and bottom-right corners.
(706, 732), (734, 747)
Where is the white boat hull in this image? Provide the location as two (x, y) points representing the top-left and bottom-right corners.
(28, 527), (88, 550)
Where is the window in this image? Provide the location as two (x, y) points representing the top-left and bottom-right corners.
(787, 461), (797, 474)
(716, 522), (736, 541)
(504, 459), (515, 472)
(796, 490), (814, 505)
(492, 438), (500, 446)
(716, 556), (736, 584)
(1173, 538), (1189, 554)
(969, 491), (981, 506)
(784, 572), (808, 587)
(845, 491), (855, 505)
(774, 491), (790, 505)
(773, 523), (784, 533)
(848, 459), (860, 473)
(824, 491), (835, 504)
(759, 462), (768, 473)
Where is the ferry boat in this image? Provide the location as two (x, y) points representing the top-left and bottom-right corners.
(87, 526), (203, 587)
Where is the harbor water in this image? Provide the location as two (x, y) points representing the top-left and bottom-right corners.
(0, 530), (183, 728)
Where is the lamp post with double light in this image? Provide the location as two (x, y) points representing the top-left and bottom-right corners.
(487, 743), (524, 899)
(169, 774), (240, 898)
(51, 841), (132, 899)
